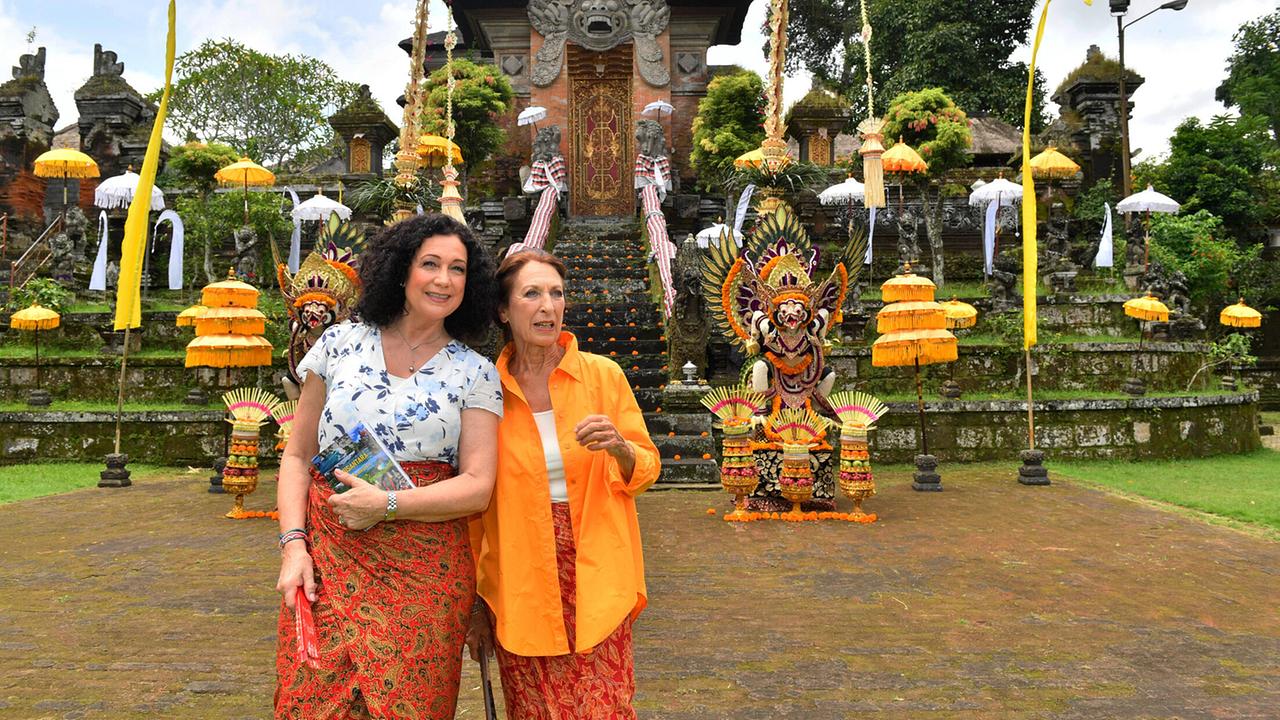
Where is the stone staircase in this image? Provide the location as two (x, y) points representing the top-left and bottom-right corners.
(553, 221), (718, 487)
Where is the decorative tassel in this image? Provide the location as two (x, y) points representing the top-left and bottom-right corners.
(859, 119), (887, 209)
(876, 303), (947, 333)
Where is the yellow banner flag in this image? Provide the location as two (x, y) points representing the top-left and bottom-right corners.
(1021, 0), (1093, 350)
(114, 0), (176, 330)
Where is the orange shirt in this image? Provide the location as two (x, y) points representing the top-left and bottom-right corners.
(471, 332), (661, 656)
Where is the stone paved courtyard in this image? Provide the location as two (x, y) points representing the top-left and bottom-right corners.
(1, 467), (1278, 719)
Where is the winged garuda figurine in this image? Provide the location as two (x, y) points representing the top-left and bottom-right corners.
(702, 206), (867, 442)
(276, 215), (364, 398)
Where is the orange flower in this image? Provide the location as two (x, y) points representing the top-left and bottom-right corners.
(673, 454), (681, 460)
(667, 431), (675, 437)
(702, 453), (712, 460)
(706, 508), (717, 515)
(700, 431), (709, 437)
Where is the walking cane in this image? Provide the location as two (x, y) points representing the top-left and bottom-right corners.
(480, 652), (498, 720)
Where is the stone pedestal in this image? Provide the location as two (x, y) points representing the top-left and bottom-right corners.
(98, 452), (132, 488)
(1122, 376), (1147, 396)
(912, 454), (942, 491)
(1123, 264), (1144, 291)
(1017, 448), (1050, 486)
(183, 387), (209, 406)
(661, 382), (710, 414)
(1047, 270), (1077, 295)
(208, 456), (227, 494)
(25, 388), (51, 407)
(939, 380), (963, 399)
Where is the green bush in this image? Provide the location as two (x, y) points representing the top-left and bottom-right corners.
(690, 71), (766, 192)
(1148, 210), (1245, 308)
(175, 191), (293, 287)
(8, 278), (73, 314)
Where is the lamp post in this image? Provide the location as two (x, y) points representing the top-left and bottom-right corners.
(1113, 0), (1189, 199)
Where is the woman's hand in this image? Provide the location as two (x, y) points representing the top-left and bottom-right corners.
(574, 414), (634, 461)
(465, 606), (494, 661)
(328, 469), (389, 531)
(277, 542), (317, 610)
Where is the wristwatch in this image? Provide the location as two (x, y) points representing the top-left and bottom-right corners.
(384, 491), (398, 522)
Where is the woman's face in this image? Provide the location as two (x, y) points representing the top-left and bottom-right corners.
(404, 234), (467, 325)
(500, 261), (565, 347)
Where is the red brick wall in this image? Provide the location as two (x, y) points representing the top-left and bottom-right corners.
(1, 171), (48, 220)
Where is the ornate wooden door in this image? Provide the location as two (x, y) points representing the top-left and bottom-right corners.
(568, 46), (633, 217)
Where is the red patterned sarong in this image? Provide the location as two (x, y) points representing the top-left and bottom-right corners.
(275, 461), (474, 719)
(494, 503), (637, 719)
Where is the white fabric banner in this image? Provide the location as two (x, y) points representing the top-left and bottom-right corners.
(155, 209), (184, 289)
(866, 207), (877, 265)
(1095, 202), (1114, 268)
(89, 211), (109, 291)
(732, 185), (756, 241)
(984, 201), (999, 276)
(283, 187), (302, 273)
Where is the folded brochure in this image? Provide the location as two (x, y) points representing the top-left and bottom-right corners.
(312, 422), (415, 493)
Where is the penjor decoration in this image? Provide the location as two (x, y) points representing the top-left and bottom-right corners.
(221, 387), (282, 519)
(436, 0), (466, 223)
(702, 206), (868, 517)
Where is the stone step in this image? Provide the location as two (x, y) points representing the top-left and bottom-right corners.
(643, 412), (714, 435)
(577, 338), (667, 356)
(570, 326), (663, 342)
(655, 458), (720, 486)
(561, 279), (649, 296)
(653, 435), (716, 459)
(565, 304), (665, 321)
(563, 257), (651, 272)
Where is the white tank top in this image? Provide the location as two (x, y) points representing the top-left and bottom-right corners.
(532, 410), (568, 503)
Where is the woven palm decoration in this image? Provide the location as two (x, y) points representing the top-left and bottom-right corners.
(701, 385), (766, 432)
(770, 407), (829, 447)
(273, 399), (298, 451)
(220, 387), (282, 519)
(828, 391), (889, 430)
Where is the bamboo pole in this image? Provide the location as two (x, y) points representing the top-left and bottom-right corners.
(1024, 347), (1035, 449)
(914, 355), (928, 456)
(112, 327), (131, 454)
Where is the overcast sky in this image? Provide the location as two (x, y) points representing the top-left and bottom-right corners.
(2, 0), (1272, 161)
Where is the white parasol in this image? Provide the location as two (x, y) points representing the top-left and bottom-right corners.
(968, 177), (1023, 208)
(1117, 185), (1181, 214)
(94, 170), (165, 211)
(818, 177), (866, 205)
(517, 106), (548, 127)
(695, 222), (741, 248)
(642, 100), (675, 117)
(290, 191), (352, 223)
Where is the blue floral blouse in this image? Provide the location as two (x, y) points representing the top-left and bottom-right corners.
(296, 322), (503, 466)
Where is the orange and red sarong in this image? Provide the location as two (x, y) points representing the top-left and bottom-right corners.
(275, 461), (474, 720)
(494, 503), (637, 720)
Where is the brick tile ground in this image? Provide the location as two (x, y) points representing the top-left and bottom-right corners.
(1, 468), (1277, 719)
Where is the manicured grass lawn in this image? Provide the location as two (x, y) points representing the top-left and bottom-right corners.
(0, 462), (166, 504)
(1054, 450), (1280, 533)
(0, 345), (184, 359)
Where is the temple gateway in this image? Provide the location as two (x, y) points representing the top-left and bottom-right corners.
(421, 0), (752, 218)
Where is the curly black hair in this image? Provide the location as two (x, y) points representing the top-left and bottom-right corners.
(354, 213), (497, 347)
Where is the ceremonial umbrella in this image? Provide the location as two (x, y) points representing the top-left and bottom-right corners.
(1122, 293), (1170, 392)
(290, 191), (352, 223)
(695, 222), (740, 248)
(733, 148), (765, 169)
(642, 100), (676, 153)
(882, 137), (928, 212)
(94, 169), (166, 211)
(185, 270), (272, 371)
(969, 177), (1023, 272)
(176, 303), (207, 327)
(215, 157), (275, 224)
(417, 134), (464, 168)
(940, 298), (978, 329)
(1028, 146), (1080, 203)
(33, 148), (99, 211)
(8, 303), (60, 395)
(1219, 299), (1262, 329)
(1117, 185), (1181, 272)
(517, 105), (547, 128)
(818, 176), (866, 205)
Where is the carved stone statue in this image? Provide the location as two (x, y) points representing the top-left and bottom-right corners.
(529, 0), (671, 87)
(987, 253), (1019, 311)
(635, 118), (666, 159)
(667, 233), (710, 379)
(49, 228), (75, 283)
(13, 46), (46, 81)
(895, 205), (924, 270)
(532, 125), (563, 164)
(233, 226), (259, 280)
(64, 207), (88, 258)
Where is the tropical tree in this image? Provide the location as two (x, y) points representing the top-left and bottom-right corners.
(1135, 115), (1279, 244)
(156, 39), (359, 169)
(1216, 10), (1280, 143)
(689, 69), (766, 192)
(881, 88), (972, 287)
(785, 0), (1045, 131)
(158, 140), (241, 195)
(418, 58), (515, 174)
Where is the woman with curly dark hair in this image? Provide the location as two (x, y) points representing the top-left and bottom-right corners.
(274, 213), (504, 719)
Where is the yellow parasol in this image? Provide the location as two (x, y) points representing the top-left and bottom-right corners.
(733, 148), (765, 170)
(417, 134), (464, 168)
(33, 148), (100, 209)
(882, 137), (929, 174)
(194, 306), (267, 336)
(186, 334), (273, 369)
(880, 267), (936, 303)
(215, 157), (275, 224)
(940, 298), (978, 330)
(1028, 146), (1080, 180)
(1123, 294), (1170, 323)
(186, 269), (272, 370)
(871, 328), (958, 368)
(9, 303), (61, 395)
(201, 273), (260, 308)
(175, 304), (207, 327)
(876, 301), (947, 333)
(1219, 299), (1262, 328)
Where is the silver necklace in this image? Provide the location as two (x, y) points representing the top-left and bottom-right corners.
(391, 326), (442, 373)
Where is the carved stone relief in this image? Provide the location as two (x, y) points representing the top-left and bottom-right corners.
(529, 0), (670, 88)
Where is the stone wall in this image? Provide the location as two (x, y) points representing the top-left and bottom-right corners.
(828, 341), (1210, 396)
(867, 392), (1260, 463)
(0, 409), (228, 465)
(0, 356), (284, 404)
